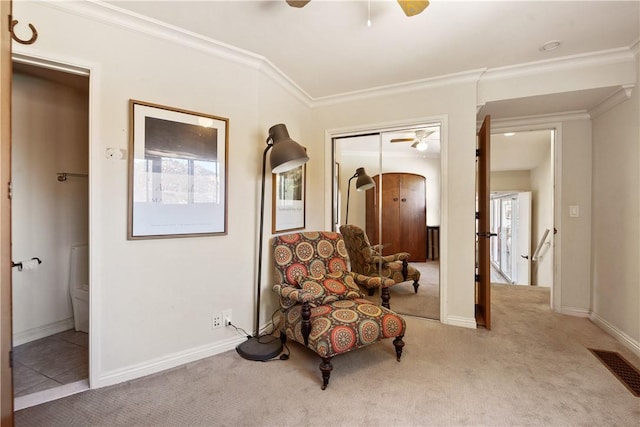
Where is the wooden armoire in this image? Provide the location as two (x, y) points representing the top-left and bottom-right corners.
(365, 173), (427, 262)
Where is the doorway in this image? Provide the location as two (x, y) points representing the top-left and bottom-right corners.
(490, 191), (532, 285)
(331, 121), (442, 320)
(490, 129), (554, 291)
(11, 60), (89, 406)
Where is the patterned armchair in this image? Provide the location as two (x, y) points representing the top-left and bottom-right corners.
(273, 231), (406, 390)
(340, 224), (421, 294)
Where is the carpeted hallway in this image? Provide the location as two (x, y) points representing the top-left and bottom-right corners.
(15, 284), (640, 426)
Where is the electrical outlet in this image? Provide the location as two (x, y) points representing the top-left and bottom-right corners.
(212, 313), (223, 329)
(223, 309), (232, 327)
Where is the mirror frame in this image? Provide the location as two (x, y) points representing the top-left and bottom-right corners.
(327, 117), (447, 321)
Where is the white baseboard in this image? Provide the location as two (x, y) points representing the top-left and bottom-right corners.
(94, 335), (246, 389)
(446, 315), (477, 329)
(589, 313), (640, 357)
(14, 379), (89, 410)
(13, 318), (75, 346)
(590, 312), (640, 358)
(559, 306), (591, 318)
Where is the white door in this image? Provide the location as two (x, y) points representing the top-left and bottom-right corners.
(514, 192), (531, 285)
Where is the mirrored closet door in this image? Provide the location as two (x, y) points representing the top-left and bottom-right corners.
(332, 123), (441, 320)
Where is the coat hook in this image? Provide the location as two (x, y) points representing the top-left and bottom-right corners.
(9, 16), (38, 45)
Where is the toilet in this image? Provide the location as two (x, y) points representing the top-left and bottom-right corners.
(69, 244), (89, 333)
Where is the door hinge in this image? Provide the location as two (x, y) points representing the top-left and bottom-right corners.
(9, 350), (13, 368)
(475, 148), (480, 157)
(7, 182), (11, 200)
(475, 211), (480, 220)
(475, 274), (480, 282)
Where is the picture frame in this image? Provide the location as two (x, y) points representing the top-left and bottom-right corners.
(272, 162), (306, 233)
(127, 100), (228, 239)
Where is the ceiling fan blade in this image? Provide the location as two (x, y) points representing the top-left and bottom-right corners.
(286, 0), (311, 8)
(397, 1), (430, 17)
(390, 138), (415, 143)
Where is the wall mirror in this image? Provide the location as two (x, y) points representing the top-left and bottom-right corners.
(332, 123), (441, 320)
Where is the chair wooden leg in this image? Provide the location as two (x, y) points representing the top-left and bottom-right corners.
(413, 280), (419, 293)
(320, 357), (333, 390)
(393, 335), (405, 361)
(381, 286), (391, 309)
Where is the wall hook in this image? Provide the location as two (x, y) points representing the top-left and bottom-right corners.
(9, 16), (38, 45)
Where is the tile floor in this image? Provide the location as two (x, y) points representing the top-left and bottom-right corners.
(13, 329), (88, 397)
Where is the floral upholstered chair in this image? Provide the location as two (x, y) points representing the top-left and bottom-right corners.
(272, 231), (406, 390)
(340, 224), (421, 294)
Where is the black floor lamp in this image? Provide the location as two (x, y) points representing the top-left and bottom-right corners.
(345, 167), (375, 224)
(236, 124), (309, 361)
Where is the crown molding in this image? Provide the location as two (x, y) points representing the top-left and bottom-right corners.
(311, 69), (487, 108)
(43, 0), (314, 107)
(490, 111), (591, 130)
(589, 84), (635, 118)
(41, 1), (638, 111)
(480, 46), (637, 82)
(258, 59), (313, 108)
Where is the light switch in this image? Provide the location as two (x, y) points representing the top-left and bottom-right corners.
(569, 205), (580, 218)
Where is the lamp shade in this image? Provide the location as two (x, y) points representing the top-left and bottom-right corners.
(268, 124), (309, 173)
(355, 167), (375, 191)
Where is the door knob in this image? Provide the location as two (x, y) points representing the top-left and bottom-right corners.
(401, 198), (406, 202)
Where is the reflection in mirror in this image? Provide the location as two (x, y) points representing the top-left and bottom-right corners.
(333, 124), (441, 320)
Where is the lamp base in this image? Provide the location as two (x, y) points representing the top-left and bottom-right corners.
(236, 335), (283, 361)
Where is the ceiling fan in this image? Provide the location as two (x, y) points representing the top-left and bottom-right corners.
(390, 129), (435, 151)
(286, 1), (430, 17)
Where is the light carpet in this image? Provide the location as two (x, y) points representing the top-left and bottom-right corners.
(15, 285), (640, 426)
(383, 261), (440, 320)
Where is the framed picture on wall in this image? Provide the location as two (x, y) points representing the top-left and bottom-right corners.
(272, 162), (306, 233)
(127, 100), (229, 239)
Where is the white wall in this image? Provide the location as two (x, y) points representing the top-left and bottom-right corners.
(12, 0), (639, 388)
(591, 54), (640, 348)
(12, 71), (88, 345)
(14, 1), (312, 386)
(490, 171), (531, 192)
(257, 73), (313, 328)
(530, 142), (553, 287)
(558, 119), (593, 314)
(315, 82), (479, 328)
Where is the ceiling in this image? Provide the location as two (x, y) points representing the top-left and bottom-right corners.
(106, 1), (637, 170)
(491, 130), (551, 171)
(108, 0), (639, 100)
(337, 125), (442, 158)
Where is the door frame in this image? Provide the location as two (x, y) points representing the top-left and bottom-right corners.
(490, 117), (561, 311)
(10, 48), (97, 393)
(324, 115), (449, 323)
(1, 1), (14, 423)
